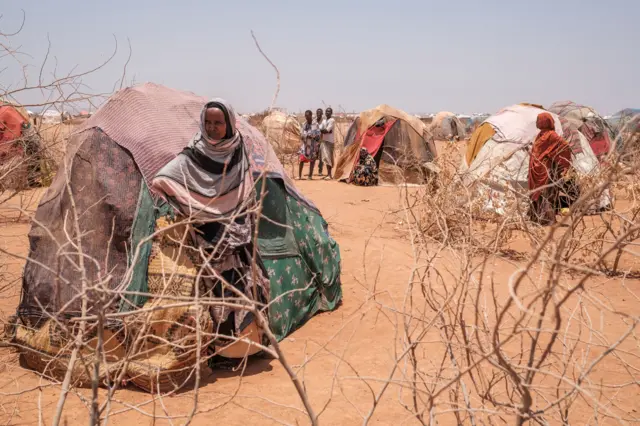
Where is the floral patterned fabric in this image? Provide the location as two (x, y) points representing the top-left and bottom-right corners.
(351, 148), (379, 186)
(258, 178), (342, 340)
(298, 121), (321, 163)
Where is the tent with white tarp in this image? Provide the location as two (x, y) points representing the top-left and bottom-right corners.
(461, 104), (611, 216)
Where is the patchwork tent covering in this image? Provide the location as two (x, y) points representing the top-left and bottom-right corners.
(335, 104), (438, 184)
(486, 104), (562, 145)
(461, 104), (611, 216)
(10, 83), (342, 389)
(548, 101), (613, 160)
(0, 100), (30, 123)
(465, 122), (495, 166)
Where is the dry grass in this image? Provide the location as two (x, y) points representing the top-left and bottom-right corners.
(383, 127), (640, 424)
(37, 122), (76, 167)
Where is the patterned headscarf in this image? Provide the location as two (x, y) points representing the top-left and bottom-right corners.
(152, 98), (254, 219)
(359, 147), (370, 162)
(193, 98), (242, 160)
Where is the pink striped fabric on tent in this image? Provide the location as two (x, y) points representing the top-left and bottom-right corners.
(76, 83), (315, 210)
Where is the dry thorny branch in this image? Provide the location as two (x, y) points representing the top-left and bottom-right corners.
(0, 20), (324, 426)
(2, 117), (640, 424)
(0, 10), (128, 216)
(2, 10), (640, 426)
(366, 121), (640, 424)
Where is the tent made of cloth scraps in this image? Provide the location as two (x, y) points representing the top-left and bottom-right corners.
(261, 110), (302, 154)
(14, 83), (343, 391)
(460, 103), (610, 217)
(548, 101), (613, 160)
(0, 105), (28, 149)
(335, 104), (437, 183)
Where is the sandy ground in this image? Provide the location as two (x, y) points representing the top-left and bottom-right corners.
(0, 142), (639, 425)
(3, 180), (419, 425)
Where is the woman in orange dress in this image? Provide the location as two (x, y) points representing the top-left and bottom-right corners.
(528, 112), (573, 225)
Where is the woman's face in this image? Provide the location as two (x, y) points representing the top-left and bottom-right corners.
(205, 107), (227, 140)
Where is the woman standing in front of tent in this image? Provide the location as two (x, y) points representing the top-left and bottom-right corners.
(152, 98), (270, 362)
(528, 112), (573, 225)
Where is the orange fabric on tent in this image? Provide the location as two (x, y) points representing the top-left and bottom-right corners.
(0, 105), (27, 157)
(465, 122), (496, 166)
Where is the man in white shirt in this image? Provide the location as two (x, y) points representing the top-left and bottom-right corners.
(314, 108), (325, 176)
(315, 108), (324, 128)
(318, 107), (335, 179)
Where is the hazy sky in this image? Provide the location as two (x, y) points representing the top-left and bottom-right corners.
(2, 0), (638, 115)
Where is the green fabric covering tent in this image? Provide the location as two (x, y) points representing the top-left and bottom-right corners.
(256, 178), (342, 339)
(124, 178), (342, 341)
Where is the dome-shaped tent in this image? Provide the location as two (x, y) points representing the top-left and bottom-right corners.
(260, 110), (302, 154)
(461, 104), (611, 215)
(429, 111), (467, 141)
(8, 83), (342, 392)
(335, 104), (438, 184)
(548, 101), (613, 161)
(0, 103), (30, 155)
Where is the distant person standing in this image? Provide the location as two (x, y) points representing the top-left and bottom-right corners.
(528, 112), (573, 225)
(298, 110), (320, 180)
(318, 107), (335, 179)
(315, 108), (324, 128)
(315, 108), (325, 175)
